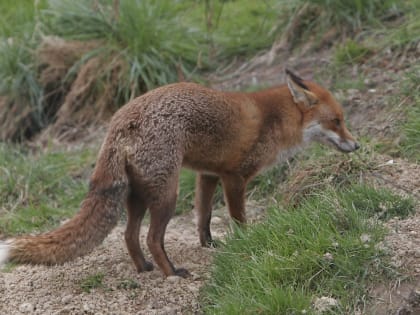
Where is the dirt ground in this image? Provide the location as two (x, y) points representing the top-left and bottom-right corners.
(1, 47), (419, 314)
(0, 210), (221, 314)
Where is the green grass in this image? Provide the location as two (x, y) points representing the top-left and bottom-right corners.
(117, 278), (140, 290)
(0, 144), (95, 235)
(398, 68), (420, 162)
(401, 104), (420, 162)
(0, 0), (46, 39)
(0, 0), (47, 140)
(80, 272), (105, 293)
(275, 0), (403, 49)
(176, 169), (197, 215)
(381, 0), (420, 48)
(201, 184), (414, 314)
(0, 0), (414, 142)
(197, 0), (280, 59)
(334, 39), (372, 66)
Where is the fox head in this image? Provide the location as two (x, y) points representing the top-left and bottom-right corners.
(286, 69), (359, 153)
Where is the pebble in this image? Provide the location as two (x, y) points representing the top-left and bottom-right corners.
(166, 275), (182, 284)
(19, 302), (34, 313)
(61, 294), (73, 304)
(313, 296), (339, 313)
(212, 216), (223, 224)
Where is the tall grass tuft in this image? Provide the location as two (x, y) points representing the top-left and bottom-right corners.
(43, 0), (203, 92)
(0, 40), (47, 141)
(0, 1), (48, 140)
(277, 0), (402, 48)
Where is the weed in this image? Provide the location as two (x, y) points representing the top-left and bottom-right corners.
(117, 279), (140, 290)
(80, 272), (105, 293)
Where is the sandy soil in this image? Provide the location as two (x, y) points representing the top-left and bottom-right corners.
(0, 209), (228, 314)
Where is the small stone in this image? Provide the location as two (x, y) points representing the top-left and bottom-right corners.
(19, 302), (34, 313)
(191, 272), (201, 281)
(323, 252), (334, 262)
(61, 294), (73, 304)
(166, 275), (182, 283)
(360, 234), (371, 243)
(212, 216), (222, 224)
(313, 296), (339, 313)
(83, 303), (91, 312)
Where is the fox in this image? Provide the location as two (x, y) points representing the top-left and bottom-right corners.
(0, 69), (359, 277)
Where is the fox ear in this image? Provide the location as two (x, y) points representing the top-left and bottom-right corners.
(285, 69), (317, 107)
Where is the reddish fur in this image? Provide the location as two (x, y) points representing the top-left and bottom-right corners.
(2, 71), (358, 277)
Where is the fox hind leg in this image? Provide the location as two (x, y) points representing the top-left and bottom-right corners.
(147, 175), (189, 278)
(195, 173), (219, 247)
(125, 191), (153, 272)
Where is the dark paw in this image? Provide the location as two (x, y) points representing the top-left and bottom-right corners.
(174, 268), (190, 278)
(144, 261), (154, 271)
(137, 261), (154, 273)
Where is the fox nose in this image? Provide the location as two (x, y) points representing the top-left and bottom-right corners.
(354, 142), (360, 150)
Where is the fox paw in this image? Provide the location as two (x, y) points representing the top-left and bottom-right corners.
(174, 268), (190, 278)
(144, 261), (154, 271)
(136, 261), (154, 273)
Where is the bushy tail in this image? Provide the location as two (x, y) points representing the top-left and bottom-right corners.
(0, 144), (128, 265)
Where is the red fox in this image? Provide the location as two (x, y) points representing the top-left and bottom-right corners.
(0, 69), (359, 277)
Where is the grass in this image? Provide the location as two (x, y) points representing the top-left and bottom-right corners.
(334, 39), (372, 66)
(0, 143), (95, 235)
(398, 67), (420, 162)
(275, 0), (404, 49)
(201, 142), (416, 314)
(0, 0), (46, 39)
(176, 169), (197, 215)
(0, 0), (415, 142)
(381, 0), (420, 48)
(201, 183), (414, 314)
(43, 0), (203, 90)
(80, 272), (105, 293)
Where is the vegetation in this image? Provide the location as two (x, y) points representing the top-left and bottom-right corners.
(80, 272), (105, 293)
(0, 144), (95, 235)
(334, 39), (372, 65)
(0, 0), (418, 313)
(0, 0), (281, 141)
(0, 0), (414, 141)
(202, 176), (415, 314)
(398, 67), (420, 162)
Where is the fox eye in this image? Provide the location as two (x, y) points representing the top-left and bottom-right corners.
(332, 118), (340, 126)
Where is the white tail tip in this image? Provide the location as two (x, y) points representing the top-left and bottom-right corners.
(0, 242), (11, 266)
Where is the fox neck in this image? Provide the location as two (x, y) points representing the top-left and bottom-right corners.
(246, 85), (311, 164)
